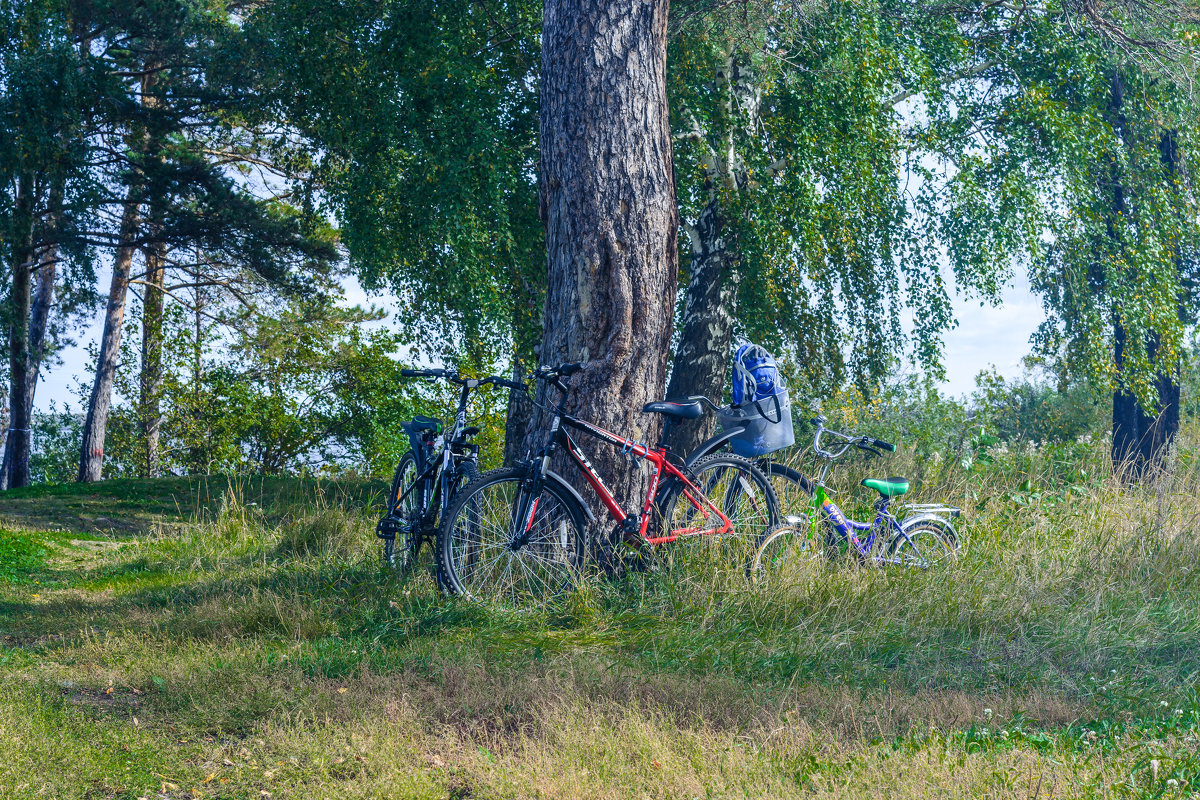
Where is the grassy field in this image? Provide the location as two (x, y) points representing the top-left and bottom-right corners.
(2, 438), (1199, 799)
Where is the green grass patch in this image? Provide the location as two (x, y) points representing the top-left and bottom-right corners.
(0, 530), (48, 584)
(2, 437), (1200, 798)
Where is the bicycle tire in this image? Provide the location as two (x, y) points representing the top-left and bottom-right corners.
(435, 467), (587, 602)
(748, 521), (823, 584)
(757, 460), (813, 525)
(383, 451), (422, 570)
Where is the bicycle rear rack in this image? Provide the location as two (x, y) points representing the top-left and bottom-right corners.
(899, 503), (961, 518)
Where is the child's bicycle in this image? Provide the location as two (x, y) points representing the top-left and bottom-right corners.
(376, 368), (524, 571)
(749, 414), (961, 582)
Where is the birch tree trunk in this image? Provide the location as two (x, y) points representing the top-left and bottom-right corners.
(663, 197), (737, 454)
(1106, 79), (1182, 478)
(1135, 128), (1184, 473)
(535, 0), (679, 503)
(663, 56), (756, 455)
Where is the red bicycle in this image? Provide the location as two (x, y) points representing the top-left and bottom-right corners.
(434, 362), (779, 602)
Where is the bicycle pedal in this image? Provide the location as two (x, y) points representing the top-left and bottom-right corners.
(376, 516), (401, 539)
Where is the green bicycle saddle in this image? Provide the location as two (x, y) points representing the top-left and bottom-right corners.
(862, 476), (909, 497)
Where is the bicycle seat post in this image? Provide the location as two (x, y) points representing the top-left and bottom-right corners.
(654, 417), (673, 451)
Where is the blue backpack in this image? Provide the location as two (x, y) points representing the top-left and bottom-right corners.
(731, 343), (782, 406)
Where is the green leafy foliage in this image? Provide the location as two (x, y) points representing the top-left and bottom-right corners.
(247, 0), (545, 364)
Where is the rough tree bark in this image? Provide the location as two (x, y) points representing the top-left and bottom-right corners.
(534, 0), (679, 503)
(138, 220), (166, 477)
(78, 192), (140, 482)
(1, 173), (37, 490)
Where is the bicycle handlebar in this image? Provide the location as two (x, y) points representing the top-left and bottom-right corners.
(401, 368), (525, 391)
(401, 368), (453, 379)
(811, 416), (895, 460)
(534, 362), (584, 380)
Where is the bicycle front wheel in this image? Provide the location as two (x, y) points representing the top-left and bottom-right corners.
(436, 467), (587, 602)
(749, 520), (824, 585)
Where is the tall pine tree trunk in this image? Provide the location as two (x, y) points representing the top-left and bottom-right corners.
(139, 229), (166, 477)
(27, 234), (57, 413)
(663, 196), (737, 455)
(1, 173), (36, 490)
(535, 0), (679, 503)
(79, 65), (158, 483)
(78, 192), (140, 482)
(23, 175), (65, 416)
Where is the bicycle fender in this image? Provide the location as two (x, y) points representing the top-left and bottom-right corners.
(683, 426), (746, 469)
(543, 469), (597, 524)
(900, 513), (958, 538)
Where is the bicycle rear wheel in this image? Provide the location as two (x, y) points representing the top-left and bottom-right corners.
(757, 460), (813, 524)
(887, 521), (959, 568)
(436, 467), (587, 602)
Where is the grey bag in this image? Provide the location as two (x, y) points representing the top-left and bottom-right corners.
(717, 388), (795, 458)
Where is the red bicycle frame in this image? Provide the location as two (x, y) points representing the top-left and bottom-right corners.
(551, 414), (733, 545)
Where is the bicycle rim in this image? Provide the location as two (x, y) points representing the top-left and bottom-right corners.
(888, 522), (958, 568)
(750, 521), (821, 585)
(439, 469), (585, 603)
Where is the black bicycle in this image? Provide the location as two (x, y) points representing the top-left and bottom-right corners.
(376, 369), (523, 571)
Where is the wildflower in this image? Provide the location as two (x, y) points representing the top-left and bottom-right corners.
(1162, 701), (1170, 708)
(1176, 709), (1184, 716)
(983, 708), (993, 719)
(1110, 669), (1118, 675)
(1167, 778), (1178, 789)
